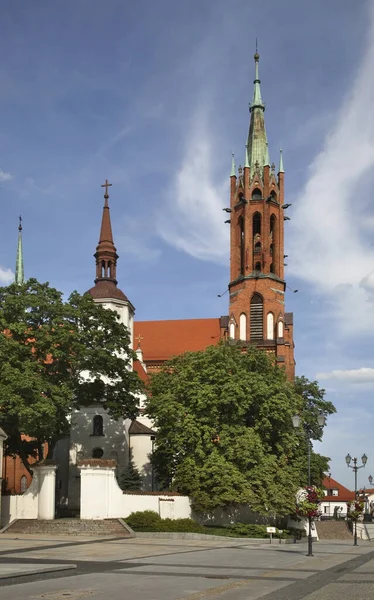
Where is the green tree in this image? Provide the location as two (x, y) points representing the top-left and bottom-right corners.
(118, 451), (142, 490)
(0, 279), (143, 472)
(146, 343), (335, 514)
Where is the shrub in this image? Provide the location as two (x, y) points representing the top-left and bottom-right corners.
(126, 510), (162, 531)
(227, 523), (268, 538)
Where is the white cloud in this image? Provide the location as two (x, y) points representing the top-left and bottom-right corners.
(0, 266), (14, 284)
(157, 109), (228, 263)
(0, 169), (12, 182)
(317, 367), (374, 382)
(289, 6), (374, 336)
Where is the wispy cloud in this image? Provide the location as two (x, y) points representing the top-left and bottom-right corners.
(157, 109), (228, 263)
(317, 367), (374, 382)
(0, 169), (12, 182)
(0, 266), (14, 284)
(289, 6), (374, 336)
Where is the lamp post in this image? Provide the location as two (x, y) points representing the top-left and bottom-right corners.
(345, 453), (368, 546)
(369, 474), (373, 486)
(292, 413), (326, 557)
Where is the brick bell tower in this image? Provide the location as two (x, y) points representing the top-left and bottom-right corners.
(227, 51), (295, 379)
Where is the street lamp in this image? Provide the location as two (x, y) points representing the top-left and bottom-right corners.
(293, 413), (326, 557)
(345, 453), (368, 546)
(369, 475), (373, 486)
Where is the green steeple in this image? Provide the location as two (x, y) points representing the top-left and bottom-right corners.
(247, 50), (269, 174)
(279, 148), (284, 173)
(230, 152), (236, 177)
(15, 216), (24, 285)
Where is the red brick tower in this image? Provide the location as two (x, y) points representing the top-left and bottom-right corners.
(227, 51), (295, 378)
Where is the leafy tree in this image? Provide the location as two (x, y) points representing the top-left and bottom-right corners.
(0, 279), (143, 472)
(118, 451), (142, 490)
(146, 343), (335, 515)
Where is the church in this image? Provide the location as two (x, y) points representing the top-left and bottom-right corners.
(2, 52), (295, 505)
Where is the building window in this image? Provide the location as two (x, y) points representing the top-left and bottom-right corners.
(250, 294), (263, 340)
(239, 217), (245, 275)
(251, 188), (262, 200)
(239, 313), (246, 340)
(253, 212), (261, 237)
(20, 475), (27, 493)
(332, 489), (339, 496)
(266, 312), (274, 340)
(93, 415), (104, 436)
(92, 448), (104, 459)
(270, 263), (274, 273)
(229, 322), (235, 339)
(254, 261), (261, 272)
(278, 320), (284, 338)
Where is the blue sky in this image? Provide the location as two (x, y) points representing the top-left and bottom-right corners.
(0, 0), (373, 489)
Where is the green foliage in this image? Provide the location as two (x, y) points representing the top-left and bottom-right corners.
(125, 510), (162, 531)
(146, 343), (335, 514)
(0, 279), (143, 470)
(118, 452), (142, 490)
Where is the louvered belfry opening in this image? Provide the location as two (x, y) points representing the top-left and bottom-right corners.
(250, 293), (263, 340)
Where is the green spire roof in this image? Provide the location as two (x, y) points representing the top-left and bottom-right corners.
(247, 51), (269, 174)
(230, 152), (236, 177)
(15, 216), (24, 285)
(279, 148), (284, 173)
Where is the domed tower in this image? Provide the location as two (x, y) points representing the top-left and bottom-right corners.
(87, 180), (135, 341)
(228, 52), (295, 378)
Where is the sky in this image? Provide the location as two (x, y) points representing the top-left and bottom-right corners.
(0, 0), (373, 490)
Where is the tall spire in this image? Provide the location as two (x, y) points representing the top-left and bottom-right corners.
(247, 48), (269, 174)
(15, 216), (24, 285)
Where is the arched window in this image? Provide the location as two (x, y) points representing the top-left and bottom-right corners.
(278, 320), (284, 338)
(239, 313), (246, 340)
(229, 322), (235, 339)
(239, 217), (245, 275)
(250, 294), (263, 340)
(253, 212), (261, 237)
(251, 188), (262, 200)
(254, 261), (261, 272)
(267, 312), (274, 340)
(254, 241), (261, 253)
(270, 190), (277, 201)
(270, 215), (277, 275)
(92, 447), (104, 459)
(93, 415), (104, 436)
(20, 475), (27, 493)
(270, 263), (274, 273)
(101, 260), (105, 277)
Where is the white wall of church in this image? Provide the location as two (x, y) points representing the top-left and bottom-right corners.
(130, 435), (154, 491)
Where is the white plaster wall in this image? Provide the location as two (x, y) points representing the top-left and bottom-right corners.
(319, 501), (348, 517)
(68, 406), (129, 510)
(130, 435), (154, 491)
(1, 475), (38, 527)
(79, 465), (191, 520)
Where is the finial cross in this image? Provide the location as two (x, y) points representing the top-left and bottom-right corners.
(18, 215), (22, 231)
(135, 334), (144, 348)
(101, 179), (112, 197)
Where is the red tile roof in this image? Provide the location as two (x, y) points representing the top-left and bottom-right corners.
(134, 318), (222, 362)
(322, 476), (355, 502)
(133, 359), (149, 383)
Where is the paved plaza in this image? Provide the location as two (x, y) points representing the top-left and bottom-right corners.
(0, 533), (373, 600)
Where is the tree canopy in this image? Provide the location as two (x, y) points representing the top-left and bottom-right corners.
(146, 343), (335, 515)
(0, 279), (143, 471)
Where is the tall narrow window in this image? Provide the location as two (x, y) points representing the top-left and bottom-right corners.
(101, 260), (105, 277)
(270, 215), (277, 276)
(267, 312), (274, 340)
(239, 313), (246, 340)
(20, 475), (27, 493)
(278, 320), (284, 338)
(229, 322), (235, 339)
(254, 261), (261, 272)
(93, 415), (104, 436)
(250, 294), (263, 340)
(270, 263), (274, 273)
(253, 212), (261, 237)
(239, 217), (245, 275)
(108, 260), (112, 278)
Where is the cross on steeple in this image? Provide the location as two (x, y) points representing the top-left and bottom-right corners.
(135, 334), (144, 349)
(18, 215), (22, 231)
(101, 179), (112, 197)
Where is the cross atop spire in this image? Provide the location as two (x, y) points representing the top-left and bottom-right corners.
(15, 215), (24, 285)
(101, 178), (112, 206)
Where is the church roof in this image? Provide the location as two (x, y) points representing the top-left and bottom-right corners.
(129, 420), (156, 435)
(133, 358), (148, 382)
(133, 318), (223, 362)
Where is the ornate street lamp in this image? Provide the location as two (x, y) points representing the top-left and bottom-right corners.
(345, 453), (368, 546)
(292, 413), (326, 557)
(368, 474), (373, 486)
